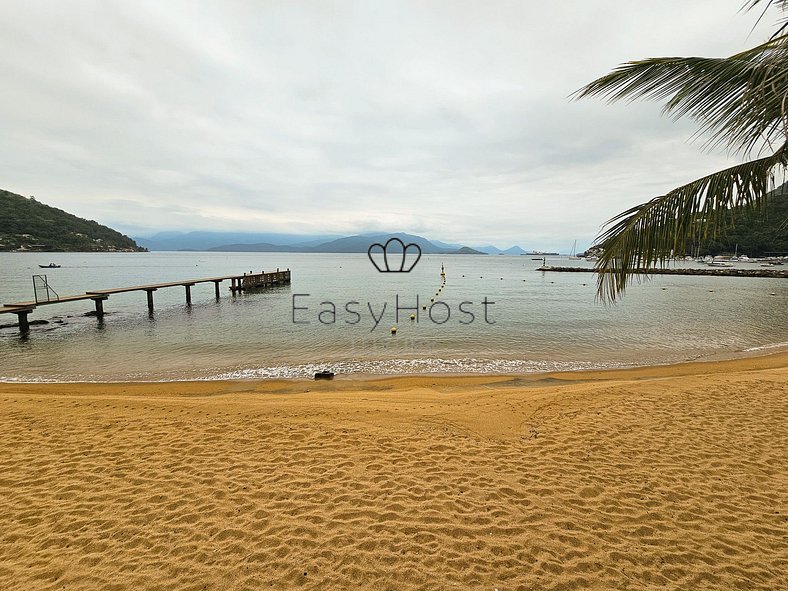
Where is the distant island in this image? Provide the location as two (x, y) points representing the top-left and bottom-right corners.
(0, 189), (145, 252)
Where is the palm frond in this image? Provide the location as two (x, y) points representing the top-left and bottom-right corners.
(745, 0), (788, 12)
(594, 142), (788, 302)
(573, 36), (788, 156)
(744, 0), (788, 38)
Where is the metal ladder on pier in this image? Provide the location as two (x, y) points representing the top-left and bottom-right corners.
(33, 274), (60, 303)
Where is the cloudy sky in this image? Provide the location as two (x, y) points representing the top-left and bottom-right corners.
(0, 1), (778, 250)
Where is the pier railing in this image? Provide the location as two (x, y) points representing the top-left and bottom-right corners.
(232, 270), (291, 292)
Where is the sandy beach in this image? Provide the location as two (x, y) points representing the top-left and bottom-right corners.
(0, 353), (786, 590)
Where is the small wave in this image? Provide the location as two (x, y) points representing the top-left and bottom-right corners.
(743, 341), (788, 352)
(200, 357), (640, 381)
(0, 358), (640, 383)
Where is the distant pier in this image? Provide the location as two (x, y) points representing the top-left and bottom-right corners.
(0, 269), (291, 333)
(538, 265), (787, 278)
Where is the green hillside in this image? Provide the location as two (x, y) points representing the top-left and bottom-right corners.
(701, 184), (788, 257)
(0, 189), (145, 252)
(586, 187), (787, 258)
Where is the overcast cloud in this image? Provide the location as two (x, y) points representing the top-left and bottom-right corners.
(0, 1), (778, 250)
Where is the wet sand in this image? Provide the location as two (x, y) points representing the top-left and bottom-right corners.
(1, 353), (786, 590)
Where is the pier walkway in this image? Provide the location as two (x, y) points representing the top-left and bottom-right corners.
(1, 269), (290, 333)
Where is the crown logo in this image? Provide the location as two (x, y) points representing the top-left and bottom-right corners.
(368, 238), (422, 272)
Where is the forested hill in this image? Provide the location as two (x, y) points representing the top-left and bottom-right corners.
(702, 183), (788, 256)
(0, 189), (144, 252)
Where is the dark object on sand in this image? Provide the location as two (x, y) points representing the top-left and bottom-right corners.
(314, 371), (335, 380)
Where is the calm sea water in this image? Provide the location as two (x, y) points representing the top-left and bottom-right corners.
(0, 251), (786, 381)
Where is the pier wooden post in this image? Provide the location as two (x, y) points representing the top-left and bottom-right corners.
(184, 284), (193, 305)
(16, 310), (30, 333)
(213, 281), (221, 299)
(145, 289), (156, 312)
(93, 298), (104, 317)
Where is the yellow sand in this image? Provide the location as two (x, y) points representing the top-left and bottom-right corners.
(1, 353), (786, 590)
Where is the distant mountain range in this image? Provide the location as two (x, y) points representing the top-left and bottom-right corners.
(135, 231), (529, 255)
(134, 231), (339, 251)
(0, 189), (531, 254)
(203, 233), (486, 254)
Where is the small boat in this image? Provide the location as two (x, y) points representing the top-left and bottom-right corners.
(38, 263), (61, 268)
(707, 260), (733, 268)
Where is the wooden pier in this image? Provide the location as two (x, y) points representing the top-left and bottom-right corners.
(538, 265), (787, 278)
(1, 269), (291, 333)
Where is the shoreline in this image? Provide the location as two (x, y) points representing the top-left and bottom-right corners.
(1, 349), (786, 393)
(1, 331), (787, 386)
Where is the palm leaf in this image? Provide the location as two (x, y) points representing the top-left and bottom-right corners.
(745, 0), (788, 9)
(594, 142), (788, 302)
(744, 1), (788, 38)
(573, 36), (788, 156)
(575, 0), (788, 300)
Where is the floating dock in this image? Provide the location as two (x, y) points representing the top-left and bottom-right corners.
(1, 269), (291, 333)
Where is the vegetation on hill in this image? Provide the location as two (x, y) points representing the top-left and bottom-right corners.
(701, 184), (788, 256)
(580, 188), (787, 258)
(0, 189), (145, 252)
